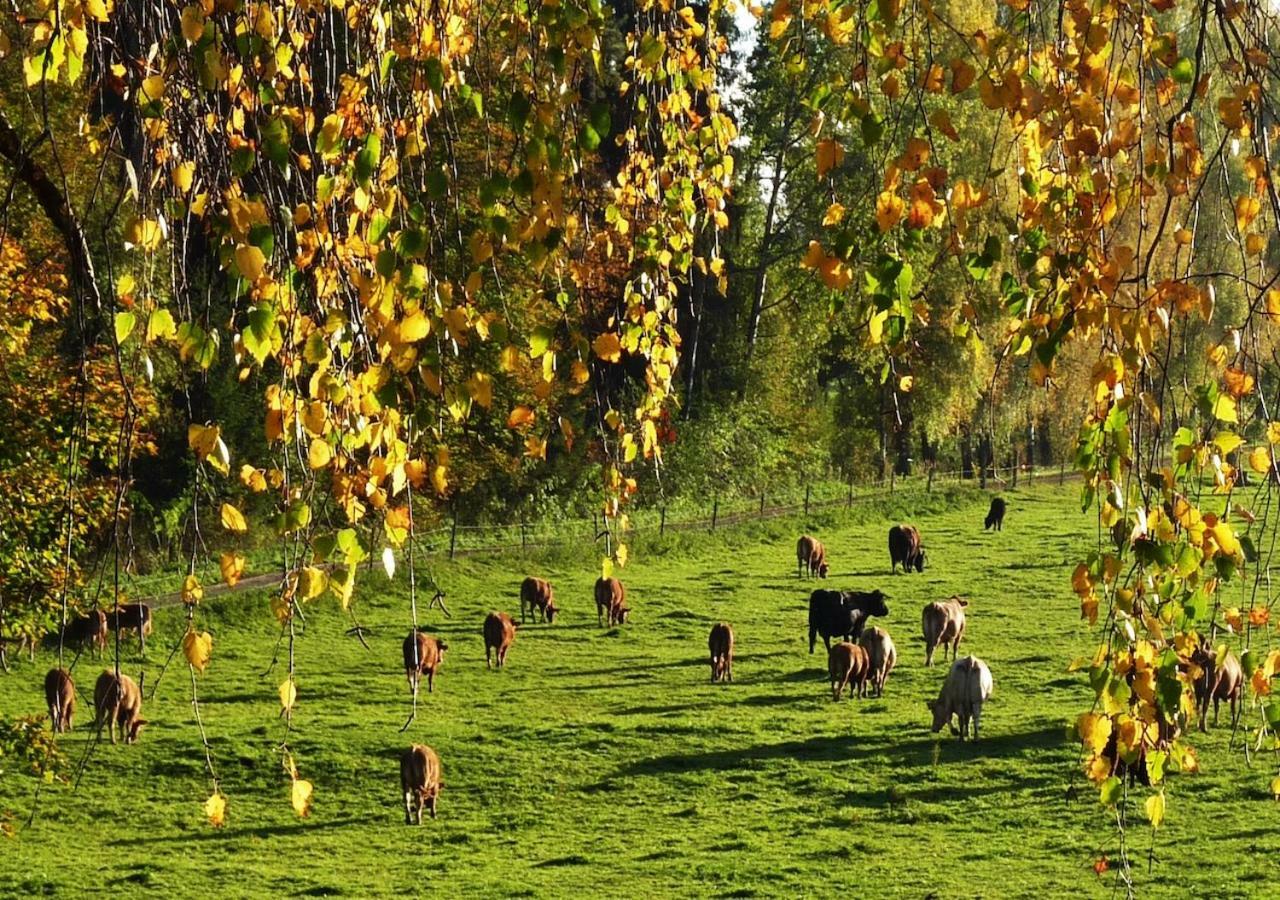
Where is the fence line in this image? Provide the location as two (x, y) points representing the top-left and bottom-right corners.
(134, 461), (1074, 610)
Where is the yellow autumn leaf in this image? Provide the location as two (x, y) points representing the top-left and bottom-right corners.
(308, 438), (332, 470)
(172, 161), (196, 194)
(601, 556), (614, 581)
(1235, 195), (1260, 232)
(235, 244), (266, 282)
(615, 543), (628, 568)
(239, 464), (268, 492)
(291, 778), (313, 818)
(816, 139), (845, 178)
(399, 311), (430, 342)
(899, 376), (914, 392)
(571, 360), (590, 384)
(220, 552), (246, 587)
(220, 503), (248, 533)
(507, 406), (536, 429)
(188, 423), (220, 460)
(125, 218), (163, 251)
(139, 73), (166, 105)
(431, 463), (448, 495)
(181, 575), (204, 605)
(298, 566), (328, 600)
(1213, 395), (1238, 423)
(204, 791), (227, 828)
(182, 630), (213, 673)
(875, 191), (904, 232)
(466, 372), (493, 408)
(593, 332), (623, 363)
(279, 677), (297, 713)
(1144, 791), (1165, 829)
(525, 435), (547, 459)
(822, 202), (845, 226)
(181, 6), (205, 43)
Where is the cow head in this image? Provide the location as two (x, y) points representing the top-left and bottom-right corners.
(914, 549), (927, 572)
(616, 605), (631, 624)
(437, 640), (449, 659)
(852, 590), (889, 618)
(127, 718), (148, 743)
(926, 700), (953, 734)
(818, 561), (829, 578)
(545, 601), (559, 623)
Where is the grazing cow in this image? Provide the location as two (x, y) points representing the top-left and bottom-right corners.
(520, 577), (559, 624)
(807, 589), (889, 654)
(93, 670), (146, 744)
(400, 744), (442, 824)
(828, 642), (871, 701)
(858, 626), (898, 697)
(44, 668), (75, 733)
(928, 655), (993, 741)
(594, 577), (630, 626)
(708, 622), (734, 684)
(402, 630), (447, 696)
(984, 497), (1007, 531)
(795, 535), (829, 578)
(107, 603), (153, 653)
(483, 612), (517, 669)
(922, 597), (968, 666)
(62, 610), (108, 656)
(1190, 643), (1243, 732)
(888, 525), (926, 573)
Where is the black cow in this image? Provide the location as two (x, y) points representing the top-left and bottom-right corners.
(888, 525), (925, 573)
(807, 589), (889, 654)
(984, 497), (1006, 531)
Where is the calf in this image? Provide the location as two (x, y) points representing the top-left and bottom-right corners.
(708, 622), (734, 683)
(808, 589), (889, 654)
(888, 525), (926, 573)
(858, 626), (897, 697)
(1190, 643), (1243, 732)
(62, 610), (108, 657)
(795, 535), (829, 578)
(828, 642), (870, 701)
(107, 603), (153, 653)
(44, 668), (76, 733)
(984, 497), (1007, 531)
(483, 611), (517, 669)
(928, 655), (993, 740)
(594, 577), (630, 626)
(402, 630), (447, 696)
(93, 670), (146, 744)
(520, 577), (559, 624)
(399, 744), (442, 823)
(922, 596), (968, 666)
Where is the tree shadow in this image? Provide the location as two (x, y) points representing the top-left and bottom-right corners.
(109, 816), (368, 846)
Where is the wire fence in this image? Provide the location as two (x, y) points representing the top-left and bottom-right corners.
(127, 460), (1075, 610)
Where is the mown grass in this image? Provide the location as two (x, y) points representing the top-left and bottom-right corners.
(2, 482), (1278, 898)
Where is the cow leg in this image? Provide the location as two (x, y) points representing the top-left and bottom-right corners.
(972, 707), (981, 741)
(485, 646), (492, 669)
(427, 670), (434, 693)
(428, 792), (437, 819)
(925, 643), (934, 667)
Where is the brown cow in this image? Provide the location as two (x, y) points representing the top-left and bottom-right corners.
(888, 525), (926, 573)
(93, 670), (146, 744)
(400, 744), (442, 823)
(520, 577), (559, 624)
(44, 668), (75, 733)
(858, 626), (898, 697)
(402, 630), (447, 696)
(922, 597), (968, 666)
(62, 610), (108, 657)
(594, 577), (629, 626)
(708, 622), (734, 683)
(107, 603), (153, 653)
(1190, 643), (1243, 732)
(483, 611), (517, 669)
(796, 535), (829, 578)
(828, 641), (870, 701)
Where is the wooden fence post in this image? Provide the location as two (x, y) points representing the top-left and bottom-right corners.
(449, 510), (458, 560)
(760, 492), (765, 514)
(521, 515), (527, 551)
(927, 464), (935, 492)
(804, 485), (811, 517)
(711, 497), (719, 531)
(660, 506), (667, 537)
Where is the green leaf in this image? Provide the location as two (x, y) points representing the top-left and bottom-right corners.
(1170, 58), (1194, 84)
(114, 310), (137, 344)
(146, 308), (177, 342)
(529, 325), (554, 358)
(1099, 776), (1123, 807)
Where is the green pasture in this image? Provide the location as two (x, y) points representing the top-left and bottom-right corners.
(2, 482), (1277, 898)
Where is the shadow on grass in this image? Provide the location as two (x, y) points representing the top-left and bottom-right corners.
(607, 724), (1068, 782)
(108, 816), (365, 845)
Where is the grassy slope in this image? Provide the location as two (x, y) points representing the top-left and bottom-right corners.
(1, 482), (1278, 899)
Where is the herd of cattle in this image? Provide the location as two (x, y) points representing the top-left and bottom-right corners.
(23, 490), (1253, 825)
(31, 496), (1023, 825)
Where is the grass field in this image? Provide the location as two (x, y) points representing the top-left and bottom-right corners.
(2, 482), (1278, 898)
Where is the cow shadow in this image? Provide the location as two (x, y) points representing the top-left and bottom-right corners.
(607, 724), (1068, 782)
(108, 816), (364, 845)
